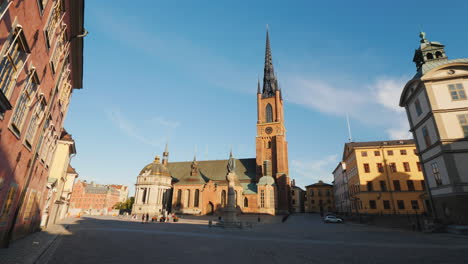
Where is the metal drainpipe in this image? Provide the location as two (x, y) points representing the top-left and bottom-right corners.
(381, 145), (397, 215)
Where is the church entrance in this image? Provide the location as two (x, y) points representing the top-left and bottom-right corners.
(207, 202), (214, 215)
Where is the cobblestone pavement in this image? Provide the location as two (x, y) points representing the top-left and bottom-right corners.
(3, 214), (468, 264)
(0, 218), (76, 264)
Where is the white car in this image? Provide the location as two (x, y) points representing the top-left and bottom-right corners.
(324, 215), (343, 223)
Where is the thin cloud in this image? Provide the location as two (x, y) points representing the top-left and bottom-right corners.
(283, 74), (411, 139)
(290, 154), (338, 188)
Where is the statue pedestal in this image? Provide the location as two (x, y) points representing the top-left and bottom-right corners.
(219, 172), (241, 228)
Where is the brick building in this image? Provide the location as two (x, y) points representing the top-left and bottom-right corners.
(0, 0), (85, 245)
(133, 29), (291, 217)
(69, 180), (123, 216)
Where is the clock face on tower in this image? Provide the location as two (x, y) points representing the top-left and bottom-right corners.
(265, 127), (273, 134)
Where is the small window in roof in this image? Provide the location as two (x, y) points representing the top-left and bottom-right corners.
(435, 51), (443, 58)
(426, 53), (434, 60)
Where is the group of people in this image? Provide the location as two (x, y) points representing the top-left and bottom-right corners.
(129, 212), (177, 223)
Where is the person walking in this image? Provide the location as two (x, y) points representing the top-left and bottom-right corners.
(146, 213), (149, 223)
(141, 214), (145, 224)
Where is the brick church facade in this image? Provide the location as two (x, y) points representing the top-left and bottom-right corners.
(132, 30), (291, 216)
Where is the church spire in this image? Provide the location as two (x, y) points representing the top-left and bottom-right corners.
(162, 143), (169, 165)
(262, 26), (278, 98)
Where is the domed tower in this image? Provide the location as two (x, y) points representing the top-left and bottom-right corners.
(132, 154), (173, 217)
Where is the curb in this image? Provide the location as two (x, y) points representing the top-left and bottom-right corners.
(33, 224), (70, 264)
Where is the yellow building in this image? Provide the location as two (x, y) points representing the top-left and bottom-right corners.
(342, 140), (427, 215)
(304, 181), (334, 214)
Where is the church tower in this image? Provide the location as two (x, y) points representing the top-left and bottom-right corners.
(256, 29), (290, 213)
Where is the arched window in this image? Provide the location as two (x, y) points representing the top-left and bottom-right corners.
(176, 189), (182, 205)
(266, 104), (273, 123)
(435, 51), (443, 58)
(221, 190), (226, 207)
(186, 189), (191, 207)
(426, 53), (434, 60)
(194, 189), (200, 207)
(244, 197), (248, 207)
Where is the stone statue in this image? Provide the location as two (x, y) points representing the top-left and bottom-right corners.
(227, 150), (236, 173)
(223, 150), (238, 227)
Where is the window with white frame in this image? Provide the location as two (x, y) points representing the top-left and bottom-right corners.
(24, 100), (46, 149)
(448, 83), (467, 101)
(50, 30), (68, 74)
(0, 0), (12, 20)
(0, 27), (29, 100)
(457, 114), (468, 137)
(431, 162), (442, 186)
(422, 126), (431, 148)
(10, 70), (39, 136)
(44, 0), (65, 49)
(37, 0), (49, 15)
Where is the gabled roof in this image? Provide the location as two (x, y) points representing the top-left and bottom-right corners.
(168, 158), (256, 185)
(305, 181), (333, 188)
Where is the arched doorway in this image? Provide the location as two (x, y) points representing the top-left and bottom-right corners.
(207, 202), (214, 215)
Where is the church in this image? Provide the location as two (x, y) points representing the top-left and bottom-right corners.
(131, 30), (291, 216)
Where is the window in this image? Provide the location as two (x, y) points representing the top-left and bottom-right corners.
(400, 149), (407, 155)
(23, 191), (36, 220)
(397, 200), (405, 209)
(374, 151), (380, 156)
(37, 0), (49, 14)
(387, 150), (394, 156)
(363, 163), (370, 173)
(431, 162), (442, 186)
(23, 95), (45, 148)
(421, 180), (426, 191)
(50, 30), (67, 74)
(318, 190), (322, 197)
(326, 190), (330, 196)
(265, 103), (273, 123)
(407, 180), (415, 191)
(448, 83), (467, 101)
(311, 199), (315, 204)
(380, 181), (387, 191)
(10, 71), (39, 136)
(383, 200), (391, 209)
(403, 162), (411, 172)
(244, 197), (248, 207)
(43, 0), (65, 48)
(310, 190), (314, 197)
(0, 185), (17, 220)
(260, 190), (265, 208)
(194, 189), (199, 207)
(0, 0), (12, 20)
(417, 162), (422, 172)
(366, 181), (373, 191)
(369, 200), (376, 209)
(176, 189), (182, 205)
(0, 27), (29, 101)
(422, 126), (431, 147)
(186, 189), (191, 207)
(457, 114), (468, 137)
(414, 99), (423, 116)
(389, 163), (397, 173)
(361, 151), (367, 157)
(411, 200), (419, 210)
(267, 141), (271, 149)
(393, 180), (401, 191)
(377, 163), (384, 173)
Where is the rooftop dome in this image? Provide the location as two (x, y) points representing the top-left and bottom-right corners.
(139, 155), (170, 176)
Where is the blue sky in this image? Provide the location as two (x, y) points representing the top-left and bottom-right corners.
(65, 0), (468, 194)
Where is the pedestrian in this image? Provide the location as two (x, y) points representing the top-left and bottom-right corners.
(146, 213), (149, 223)
(141, 214), (145, 224)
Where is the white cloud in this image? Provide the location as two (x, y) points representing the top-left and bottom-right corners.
(373, 77), (407, 112)
(284, 74), (412, 140)
(290, 155), (339, 189)
(106, 108), (180, 147)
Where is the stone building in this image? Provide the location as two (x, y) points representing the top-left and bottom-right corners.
(69, 181), (122, 216)
(333, 162), (351, 214)
(291, 180), (305, 213)
(304, 181), (334, 214)
(110, 185), (129, 203)
(41, 130), (78, 228)
(0, 0), (85, 245)
(132, 154), (173, 217)
(339, 140), (427, 215)
(132, 30), (290, 217)
(400, 33), (468, 224)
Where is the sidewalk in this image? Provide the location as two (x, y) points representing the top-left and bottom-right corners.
(0, 218), (76, 264)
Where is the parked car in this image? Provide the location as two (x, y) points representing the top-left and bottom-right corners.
(324, 215), (343, 223)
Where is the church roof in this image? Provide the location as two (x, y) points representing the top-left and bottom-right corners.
(168, 158), (257, 188)
(414, 58), (468, 78)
